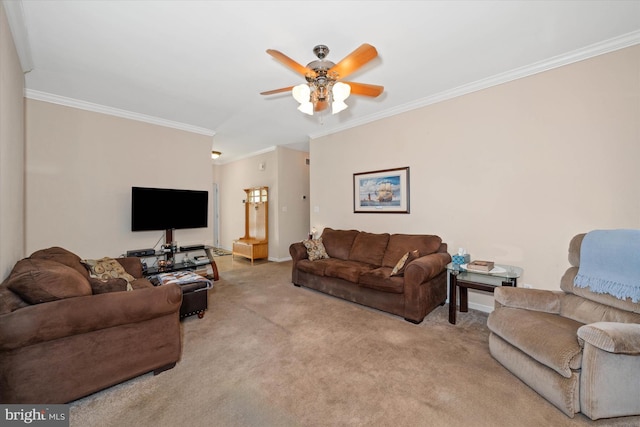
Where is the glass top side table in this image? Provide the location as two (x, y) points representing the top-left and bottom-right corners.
(447, 262), (523, 324)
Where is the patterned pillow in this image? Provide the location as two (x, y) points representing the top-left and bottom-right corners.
(390, 250), (420, 277)
(82, 257), (135, 291)
(303, 238), (330, 261)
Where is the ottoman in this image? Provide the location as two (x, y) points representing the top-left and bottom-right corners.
(151, 271), (213, 319)
(179, 280), (210, 318)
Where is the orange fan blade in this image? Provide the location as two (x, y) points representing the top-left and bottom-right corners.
(329, 44), (378, 80)
(266, 49), (314, 77)
(343, 82), (384, 97)
(260, 86), (295, 95)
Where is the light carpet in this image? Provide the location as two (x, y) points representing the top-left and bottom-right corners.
(69, 261), (640, 426)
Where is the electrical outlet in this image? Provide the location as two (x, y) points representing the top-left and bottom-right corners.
(522, 283), (533, 289)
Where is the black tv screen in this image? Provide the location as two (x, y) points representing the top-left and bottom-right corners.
(131, 187), (208, 231)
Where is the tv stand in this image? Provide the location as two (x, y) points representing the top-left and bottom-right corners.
(134, 244), (219, 282)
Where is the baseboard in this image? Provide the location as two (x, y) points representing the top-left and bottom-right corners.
(444, 298), (494, 314)
(468, 301), (493, 314)
(268, 256), (292, 262)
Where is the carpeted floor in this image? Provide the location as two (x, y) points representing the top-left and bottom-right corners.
(69, 261), (640, 426)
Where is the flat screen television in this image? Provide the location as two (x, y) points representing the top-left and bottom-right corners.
(131, 186), (208, 232)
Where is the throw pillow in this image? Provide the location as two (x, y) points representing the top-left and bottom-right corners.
(390, 250), (420, 277)
(303, 238), (330, 261)
(6, 258), (92, 304)
(29, 246), (89, 278)
(82, 257), (135, 291)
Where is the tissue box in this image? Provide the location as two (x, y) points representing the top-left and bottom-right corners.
(452, 254), (470, 265)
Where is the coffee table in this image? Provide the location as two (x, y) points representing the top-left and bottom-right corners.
(447, 262), (523, 324)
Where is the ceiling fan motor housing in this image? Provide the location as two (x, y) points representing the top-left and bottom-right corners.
(306, 46), (339, 101)
(313, 45), (329, 59)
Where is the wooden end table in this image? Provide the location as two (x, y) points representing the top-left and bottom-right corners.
(447, 262), (523, 324)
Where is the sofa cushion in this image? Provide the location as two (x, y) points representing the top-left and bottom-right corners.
(487, 306), (584, 378)
(88, 277), (129, 294)
(131, 278), (154, 290)
(29, 246), (89, 279)
(382, 234), (442, 268)
(390, 250), (420, 277)
(561, 267), (640, 316)
(349, 232), (390, 266)
(359, 268), (405, 293)
(297, 259), (332, 276)
(324, 259), (375, 283)
(559, 292), (640, 325)
(6, 258), (92, 304)
(0, 283), (29, 314)
(302, 238), (330, 261)
(321, 228), (359, 260)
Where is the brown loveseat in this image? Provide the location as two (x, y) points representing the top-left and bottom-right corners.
(0, 247), (183, 404)
(289, 228), (451, 323)
(488, 232), (640, 420)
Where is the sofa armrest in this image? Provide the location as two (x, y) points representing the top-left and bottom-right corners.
(493, 287), (563, 314)
(0, 284), (182, 351)
(116, 256), (144, 278)
(404, 252), (451, 286)
(289, 242), (308, 263)
(578, 322), (640, 355)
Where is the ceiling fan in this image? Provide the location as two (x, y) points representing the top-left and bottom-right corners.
(260, 43), (384, 115)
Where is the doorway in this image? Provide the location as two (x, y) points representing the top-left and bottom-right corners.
(212, 182), (220, 248)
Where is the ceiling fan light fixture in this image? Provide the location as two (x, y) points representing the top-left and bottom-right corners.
(332, 100), (348, 115)
(211, 150), (222, 159)
(293, 83), (314, 115)
(297, 101), (314, 115)
(332, 82), (350, 102)
(331, 82), (351, 114)
(292, 84), (310, 104)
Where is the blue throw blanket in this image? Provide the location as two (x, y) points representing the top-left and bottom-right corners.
(574, 229), (640, 303)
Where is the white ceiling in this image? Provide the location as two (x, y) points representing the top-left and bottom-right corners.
(6, 1), (640, 163)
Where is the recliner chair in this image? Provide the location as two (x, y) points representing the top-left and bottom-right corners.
(487, 232), (640, 420)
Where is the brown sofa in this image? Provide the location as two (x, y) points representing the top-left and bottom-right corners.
(289, 228), (451, 323)
(0, 247), (183, 404)
(488, 233), (640, 420)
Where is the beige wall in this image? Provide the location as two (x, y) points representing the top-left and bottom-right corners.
(215, 146), (309, 260)
(311, 45), (640, 311)
(0, 3), (25, 278)
(276, 147), (310, 259)
(25, 99), (214, 259)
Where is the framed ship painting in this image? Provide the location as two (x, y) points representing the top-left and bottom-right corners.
(353, 167), (410, 213)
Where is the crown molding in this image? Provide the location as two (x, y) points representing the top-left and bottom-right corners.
(310, 30), (640, 140)
(25, 89), (216, 136)
(213, 145), (277, 165)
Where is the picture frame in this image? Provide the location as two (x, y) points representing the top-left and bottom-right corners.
(353, 167), (410, 213)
